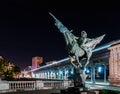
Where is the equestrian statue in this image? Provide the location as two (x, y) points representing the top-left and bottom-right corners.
(49, 12), (105, 88)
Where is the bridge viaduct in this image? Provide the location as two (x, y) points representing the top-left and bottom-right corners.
(23, 40), (120, 87)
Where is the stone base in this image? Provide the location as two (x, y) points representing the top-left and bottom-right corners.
(109, 76), (120, 86)
(81, 91), (99, 94)
(61, 87), (99, 94)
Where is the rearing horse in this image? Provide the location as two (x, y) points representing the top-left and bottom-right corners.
(49, 13), (105, 73)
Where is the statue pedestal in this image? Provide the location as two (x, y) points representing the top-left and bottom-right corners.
(81, 91), (99, 94)
(74, 73), (83, 87)
(61, 87), (99, 94)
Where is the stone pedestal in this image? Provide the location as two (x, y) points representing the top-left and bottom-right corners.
(108, 40), (120, 86)
(61, 87), (99, 94)
(74, 73), (83, 87)
(81, 91), (99, 94)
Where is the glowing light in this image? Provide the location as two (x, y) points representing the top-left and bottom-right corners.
(65, 70), (68, 74)
(70, 70), (74, 74)
(60, 71), (63, 74)
(85, 68), (90, 74)
(86, 69), (90, 74)
(71, 58), (75, 62)
(98, 66), (102, 73)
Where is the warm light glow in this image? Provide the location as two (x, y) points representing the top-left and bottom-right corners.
(71, 57), (76, 62)
(24, 74), (31, 78)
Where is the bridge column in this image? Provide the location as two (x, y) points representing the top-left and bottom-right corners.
(49, 70), (52, 79)
(31, 72), (35, 78)
(54, 69), (57, 79)
(91, 63), (96, 83)
(59, 68), (63, 80)
(54, 68), (58, 79)
(64, 66), (70, 80)
(47, 71), (50, 79)
(103, 64), (107, 83)
(45, 72), (47, 78)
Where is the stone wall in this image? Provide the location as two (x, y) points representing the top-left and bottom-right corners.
(0, 81), (9, 91)
(108, 40), (120, 86)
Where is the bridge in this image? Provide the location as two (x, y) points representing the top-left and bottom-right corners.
(19, 40), (120, 91)
(1, 40), (120, 93)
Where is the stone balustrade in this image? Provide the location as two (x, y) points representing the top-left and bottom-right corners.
(9, 81), (36, 90)
(0, 80), (71, 93)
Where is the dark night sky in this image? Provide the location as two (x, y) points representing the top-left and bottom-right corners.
(0, 1), (120, 69)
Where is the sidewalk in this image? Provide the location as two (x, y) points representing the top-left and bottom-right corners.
(0, 89), (60, 94)
(86, 81), (109, 85)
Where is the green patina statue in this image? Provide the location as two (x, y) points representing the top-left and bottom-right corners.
(49, 12), (105, 88)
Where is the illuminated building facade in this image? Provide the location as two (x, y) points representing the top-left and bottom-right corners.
(32, 56), (43, 69)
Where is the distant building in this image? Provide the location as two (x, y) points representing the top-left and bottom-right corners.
(32, 56), (43, 69)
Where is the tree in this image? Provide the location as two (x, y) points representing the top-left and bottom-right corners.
(0, 58), (10, 77)
(0, 57), (21, 79)
(12, 66), (21, 77)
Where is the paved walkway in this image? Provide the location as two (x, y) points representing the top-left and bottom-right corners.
(0, 89), (60, 94)
(86, 81), (109, 85)
(86, 82), (120, 91)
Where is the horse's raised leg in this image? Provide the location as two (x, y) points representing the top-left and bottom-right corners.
(76, 55), (82, 67)
(85, 58), (89, 68)
(83, 57), (90, 74)
(84, 50), (92, 69)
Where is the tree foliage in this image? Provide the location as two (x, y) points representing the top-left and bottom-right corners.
(0, 57), (21, 79)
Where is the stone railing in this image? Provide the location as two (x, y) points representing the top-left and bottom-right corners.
(0, 80), (73, 93)
(0, 81), (9, 91)
(9, 81), (36, 90)
(36, 81), (64, 89)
